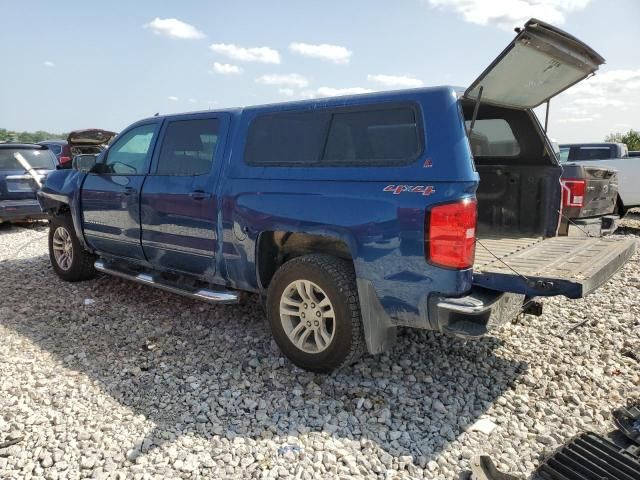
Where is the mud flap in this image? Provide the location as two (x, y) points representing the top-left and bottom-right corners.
(473, 236), (636, 299)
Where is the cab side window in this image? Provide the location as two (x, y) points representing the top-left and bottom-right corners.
(156, 119), (219, 175)
(104, 124), (157, 175)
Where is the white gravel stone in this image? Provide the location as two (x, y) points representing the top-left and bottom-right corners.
(0, 215), (638, 479)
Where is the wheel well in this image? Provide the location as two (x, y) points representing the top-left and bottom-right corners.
(45, 202), (70, 217)
(257, 231), (352, 290)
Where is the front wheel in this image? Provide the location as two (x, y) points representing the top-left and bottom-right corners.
(266, 254), (365, 373)
(48, 214), (97, 282)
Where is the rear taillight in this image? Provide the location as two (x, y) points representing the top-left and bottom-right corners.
(60, 145), (72, 166)
(426, 198), (477, 269)
(562, 179), (586, 208)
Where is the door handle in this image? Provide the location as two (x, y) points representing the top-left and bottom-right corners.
(123, 187), (135, 196)
(190, 190), (210, 200)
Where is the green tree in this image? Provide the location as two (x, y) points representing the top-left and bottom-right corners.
(0, 128), (67, 143)
(604, 129), (640, 151)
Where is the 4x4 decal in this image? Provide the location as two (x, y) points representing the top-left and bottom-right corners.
(383, 185), (436, 196)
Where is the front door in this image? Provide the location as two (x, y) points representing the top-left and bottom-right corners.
(81, 122), (159, 259)
(140, 114), (228, 278)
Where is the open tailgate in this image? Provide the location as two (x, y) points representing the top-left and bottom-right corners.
(465, 18), (605, 109)
(473, 236), (636, 298)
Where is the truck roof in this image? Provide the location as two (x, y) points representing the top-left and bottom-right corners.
(0, 143), (50, 150)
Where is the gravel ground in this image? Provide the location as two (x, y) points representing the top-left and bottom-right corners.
(0, 214), (639, 480)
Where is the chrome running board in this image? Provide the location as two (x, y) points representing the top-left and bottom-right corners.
(94, 260), (239, 304)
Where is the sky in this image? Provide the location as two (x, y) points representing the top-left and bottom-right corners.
(1, 0), (638, 143)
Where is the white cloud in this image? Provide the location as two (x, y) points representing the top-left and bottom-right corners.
(557, 117), (595, 123)
(145, 18), (205, 39)
(188, 98), (197, 104)
(43, 61), (55, 68)
(279, 88), (295, 96)
(313, 87), (374, 98)
(210, 43), (280, 64)
(256, 73), (309, 88)
(167, 96), (179, 101)
(547, 67), (639, 142)
(368, 74), (423, 88)
(289, 42), (352, 64)
(560, 106), (589, 116)
(212, 62), (243, 75)
(426, 0), (590, 30)
(573, 97), (626, 107)
(567, 68), (640, 97)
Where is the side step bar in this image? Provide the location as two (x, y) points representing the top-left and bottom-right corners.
(94, 260), (240, 304)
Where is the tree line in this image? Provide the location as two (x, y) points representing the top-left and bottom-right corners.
(604, 129), (640, 151)
(2, 126), (639, 151)
(0, 128), (67, 143)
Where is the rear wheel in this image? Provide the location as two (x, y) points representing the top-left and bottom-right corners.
(267, 254), (365, 373)
(49, 214), (97, 282)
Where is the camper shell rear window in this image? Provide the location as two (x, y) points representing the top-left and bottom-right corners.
(460, 100), (547, 165)
(244, 103), (424, 166)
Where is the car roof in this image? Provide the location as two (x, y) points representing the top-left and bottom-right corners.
(0, 143), (50, 150)
(559, 143), (621, 147)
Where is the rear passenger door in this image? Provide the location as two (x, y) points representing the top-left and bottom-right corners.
(140, 113), (229, 278)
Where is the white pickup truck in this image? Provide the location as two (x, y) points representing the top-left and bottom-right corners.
(559, 142), (640, 215)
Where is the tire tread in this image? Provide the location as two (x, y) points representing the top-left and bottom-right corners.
(49, 214), (97, 282)
(267, 254), (365, 372)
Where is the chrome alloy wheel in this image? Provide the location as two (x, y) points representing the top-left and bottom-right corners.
(279, 280), (336, 354)
(52, 226), (73, 271)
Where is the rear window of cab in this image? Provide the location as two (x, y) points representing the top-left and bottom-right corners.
(244, 103), (424, 166)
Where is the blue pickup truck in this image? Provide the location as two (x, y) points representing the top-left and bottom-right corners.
(39, 19), (636, 372)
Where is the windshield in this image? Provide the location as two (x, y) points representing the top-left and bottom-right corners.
(0, 148), (57, 171)
(559, 147), (570, 163)
(45, 144), (62, 156)
(464, 119), (520, 157)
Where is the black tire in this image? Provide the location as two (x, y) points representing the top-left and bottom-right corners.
(266, 254), (365, 373)
(615, 196), (628, 218)
(48, 214), (97, 282)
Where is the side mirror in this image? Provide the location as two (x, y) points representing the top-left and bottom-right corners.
(72, 154), (98, 172)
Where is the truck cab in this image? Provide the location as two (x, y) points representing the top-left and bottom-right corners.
(38, 19), (636, 373)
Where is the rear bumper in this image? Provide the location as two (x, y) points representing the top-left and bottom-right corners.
(428, 288), (525, 338)
(567, 215), (619, 236)
(0, 199), (47, 222)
